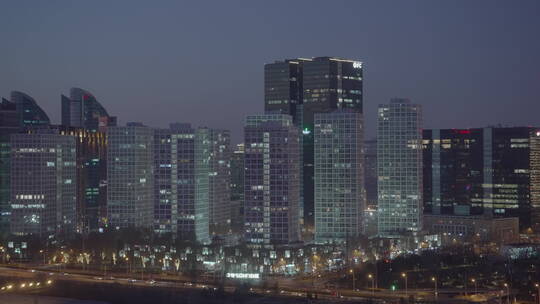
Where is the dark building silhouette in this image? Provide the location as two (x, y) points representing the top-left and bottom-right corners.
(364, 139), (377, 207)
(61, 88), (117, 132)
(11, 91), (50, 127)
(423, 127), (540, 230)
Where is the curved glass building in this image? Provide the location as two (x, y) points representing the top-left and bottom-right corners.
(11, 91), (50, 127)
(61, 87), (116, 131)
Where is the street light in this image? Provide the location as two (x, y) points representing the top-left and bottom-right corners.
(471, 278), (478, 294)
(504, 283), (510, 304)
(368, 274), (375, 296)
(432, 277), (438, 300)
(401, 273), (408, 297)
(534, 283), (539, 304)
(349, 269), (356, 291)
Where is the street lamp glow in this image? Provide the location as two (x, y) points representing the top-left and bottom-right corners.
(47, 280), (52, 285)
(401, 273), (406, 278)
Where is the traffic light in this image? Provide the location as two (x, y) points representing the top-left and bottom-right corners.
(391, 285), (397, 291)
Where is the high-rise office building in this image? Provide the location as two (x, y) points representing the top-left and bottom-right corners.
(530, 130), (540, 232)
(107, 123), (154, 229)
(26, 125), (108, 233)
(264, 57), (363, 231)
(230, 143), (245, 201)
(377, 98), (423, 237)
(364, 139), (378, 207)
(264, 60), (304, 124)
(207, 129), (231, 235)
(10, 91), (50, 127)
(58, 127), (107, 232)
(153, 124), (212, 243)
(230, 143), (245, 232)
(244, 114), (301, 244)
(314, 110), (364, 243)
(61, 88), (117, 132)
(0, 99), (19, 235)
(10, 130), (76, 237)
(423, 127), (540, 230)
(1, 92), (51, 236)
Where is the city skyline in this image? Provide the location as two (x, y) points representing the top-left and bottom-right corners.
(1, 1), (539, 143)
(0, 2), (539, 303)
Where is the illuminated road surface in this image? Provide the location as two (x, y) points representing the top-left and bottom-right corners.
(0, 266), (508, 303)
(0, 294), (108, 304)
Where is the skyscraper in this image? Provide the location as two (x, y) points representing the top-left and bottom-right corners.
(61, 88), (117, 132)
(264, 57), (363, 232)
(364, 139), (378, 207)
(57, 126), (107, 232)
(229, 143), (245, 232)
(10, 130), (76, 237)
(244, 114), (300, 244)
(423, 126), (540, 230)
(11, 91), (50, 127)
(377, 98), (423, 237)
(530, 130), (540, 232)
(153, 123), (212, 243)
(230, 143), (245, 202)
(264, 60), (304, 123)
(107, 123), (154, 229)
(207, 129), (231, 235)
(314, 110), (364, 243)
(0, 99), (18, 235)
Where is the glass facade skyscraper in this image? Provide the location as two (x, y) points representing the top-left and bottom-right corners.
(423, 127), (540, 230)
(364, 139), (378, 207)
(314, 110), (364, 243)
(107, 123), (154, 229)
(244, 114), (300, 244)
(61, 87), (117, 132)
(264, 57), (363, 235)
(10, 130), (77, 237)
(0, 99), (18, 236)
(153, 124), (213, 244)
(11, 91), (50, 127)
(377, 98), (423, 237)
(207, 129), (231, 235)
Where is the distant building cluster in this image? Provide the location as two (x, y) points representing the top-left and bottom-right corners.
(0, 56), (539, 247)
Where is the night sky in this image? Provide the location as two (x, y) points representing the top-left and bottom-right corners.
(1, 1), (539, 143)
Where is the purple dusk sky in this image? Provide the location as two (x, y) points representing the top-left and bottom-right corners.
(1, 0), (539, 142)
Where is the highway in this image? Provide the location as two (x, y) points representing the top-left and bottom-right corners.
(0, 265), (509, 303)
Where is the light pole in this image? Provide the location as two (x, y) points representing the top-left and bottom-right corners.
(504, 283), (510, 304)
(535, 283), (539, 304)
(432, 277), (438, 301)
(368, 274), (375, 296)
(471, 278), (477, 294)
(349, 269), (356, 291)
(401, 273), (408, 298)
(126, 257), (130, 274)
